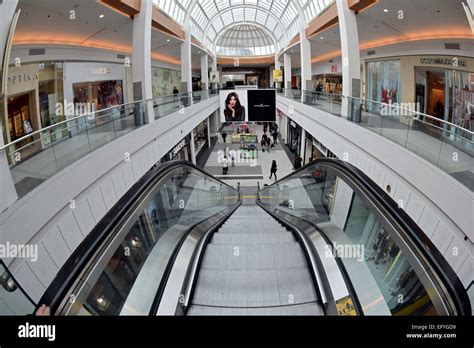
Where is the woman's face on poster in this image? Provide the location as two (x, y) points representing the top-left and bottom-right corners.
(229, 96), (237, 108)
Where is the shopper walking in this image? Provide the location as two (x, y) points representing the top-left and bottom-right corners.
(269, 160), (277, 180)
(222, 131), (227, 143)
(266, 137), (271, 152)
(272, 129), (278, 145)
(293, 155), (303, 170)
(222, 156), (228, 175)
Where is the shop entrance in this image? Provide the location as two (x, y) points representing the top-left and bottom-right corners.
(6, 90), (41, 162)
(425, 68), (446, 120)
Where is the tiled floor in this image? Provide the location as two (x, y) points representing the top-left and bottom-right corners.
(204, 125), (295, 187)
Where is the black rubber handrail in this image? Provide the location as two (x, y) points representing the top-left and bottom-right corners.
(258, 158), (471, 316)
(37, 160), (239, 314)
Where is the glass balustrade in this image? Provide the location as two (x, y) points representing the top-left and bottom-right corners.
(278, 89), (474, 190)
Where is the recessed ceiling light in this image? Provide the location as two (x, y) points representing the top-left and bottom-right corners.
(167, 39), (170, 42)
(320, 36), (324, 39)
(383, 9), (388, 12)
(99, 14), (105, 18)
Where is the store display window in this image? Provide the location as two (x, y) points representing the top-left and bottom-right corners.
(367, 60), (401, 104)
(73, 80), (124, 112)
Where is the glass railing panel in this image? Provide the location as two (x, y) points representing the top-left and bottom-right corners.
(259, 162), (446, 315)
(7, 134), (59, 198)
(278, 92), (473, 190)
(61, 165), (239, 315)
(53, 118), (92, 171)
(113, 102), (146, 137)
(85, 109), (117, 152)
(0, 261), (36, 315)
(3, 100), (152, 198)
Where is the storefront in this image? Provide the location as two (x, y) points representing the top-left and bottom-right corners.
(303, 132), (336, 164)
(287, 118), (302, 155)
(63, 62), (129, 116)
(3, 62), (65, 160)
(365, 55), (474, 131)
(311, 74), (343, 94)
(161, 135), (192, 163)
(193, 119), (208, 161)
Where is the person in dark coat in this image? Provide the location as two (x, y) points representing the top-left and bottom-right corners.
(293, 155), (302, 170)
(269, 160), (277, 180)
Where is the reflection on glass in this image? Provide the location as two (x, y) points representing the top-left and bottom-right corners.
(65, 166), (238, 315)
(260, 163), (440, 315)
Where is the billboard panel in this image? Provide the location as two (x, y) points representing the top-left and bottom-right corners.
(247, 89), (276, 122)
(220, 90), (247, 122)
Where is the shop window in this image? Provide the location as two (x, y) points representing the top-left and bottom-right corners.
(367, 60), (401, 105)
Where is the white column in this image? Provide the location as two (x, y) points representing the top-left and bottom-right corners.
(218, 66), (223, 85)
(200, 54), (209, 91)
(190, 130), (196, 165)
(284, 53), (292, 91)
(0, 0), (20, 211)
(336, 0), (361, 118)
(299, 13), (312, 92)
(132, 0), (154, 123)
(211, 55), (218, 89)
(181, 28), (193, 94)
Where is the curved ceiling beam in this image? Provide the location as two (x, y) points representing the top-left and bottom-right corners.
(212, 21), (279, 54)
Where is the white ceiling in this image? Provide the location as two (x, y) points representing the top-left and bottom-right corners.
(12, 0), (473, 69)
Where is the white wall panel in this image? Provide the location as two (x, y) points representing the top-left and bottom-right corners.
(57, 211), (83, 251)
(42, 226), (71, 268)
(100, 178), (118, 211)
(444, 237), (469, 273)
(73, 199), (98, 235)
(405, 193), (424, 224)
(26, 244), (58, 288)
(87, 188), (108, 223)
(431, 222), (455, 254)
(14, 263), (44, 302)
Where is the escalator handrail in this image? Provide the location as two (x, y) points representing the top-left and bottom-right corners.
(37, 160), (240, 314)
(258, 158), (471, 316)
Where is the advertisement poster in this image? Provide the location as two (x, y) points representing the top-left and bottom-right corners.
(220, 90), (247, 122)
(247, 89), (276, 122)
(273, 69), (283, 82)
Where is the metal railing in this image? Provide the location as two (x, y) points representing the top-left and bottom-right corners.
(1, 90), (220, 198)
(277, 88), (474, 190)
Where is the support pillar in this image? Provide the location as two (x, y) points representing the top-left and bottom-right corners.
(336, 0), (361, 119)
(181, 28), (193, 95)
(200, 54), (209, 91)
(132, 0), (154, 123)
(284, 53), (292, 96)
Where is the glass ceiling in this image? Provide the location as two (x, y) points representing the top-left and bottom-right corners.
(216, 24), (275, 56)
(153, 0), (334, 54)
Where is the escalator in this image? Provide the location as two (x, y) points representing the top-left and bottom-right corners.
(36, 160), (471, 316)
(187, 205), (323, 315)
